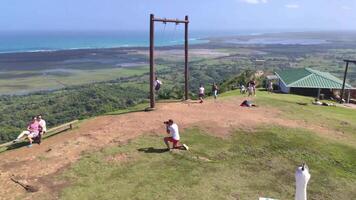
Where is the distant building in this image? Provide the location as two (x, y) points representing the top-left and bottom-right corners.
(275, 68), (354, 101)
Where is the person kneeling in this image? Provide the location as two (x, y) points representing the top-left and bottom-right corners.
(163, 119), (188, 151)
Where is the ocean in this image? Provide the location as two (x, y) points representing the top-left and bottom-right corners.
(0, 30), (236, 54)
(0, 30), (328, 54)
(0, 29), (287, 54)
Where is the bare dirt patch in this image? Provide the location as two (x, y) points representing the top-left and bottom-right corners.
(0, 96), (344, 200)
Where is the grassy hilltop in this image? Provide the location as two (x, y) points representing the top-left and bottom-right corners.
(54, 91), (356, 200)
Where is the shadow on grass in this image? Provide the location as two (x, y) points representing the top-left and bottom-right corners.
(137, 147), (169, 153)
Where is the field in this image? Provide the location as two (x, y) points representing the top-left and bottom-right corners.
(0, 91), (355, 200)
(1, 32), (356, 95)
(0, 48), (227, 95)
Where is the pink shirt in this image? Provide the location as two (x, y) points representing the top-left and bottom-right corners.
(28, 121), (40, 132)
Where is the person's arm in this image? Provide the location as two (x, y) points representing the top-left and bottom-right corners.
(166, 125), (171, 134)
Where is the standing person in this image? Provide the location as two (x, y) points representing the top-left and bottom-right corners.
(240, 84), (246, 94)
(13, 116), (41, 147)
(212, 83), (219, 99)
(154, 76), (162, 92)
(268, 81), (273, 93)
(163, 119), (188, 150)
(248, 80), (256, 96)
(198, 84), (205, 103)
(247, 85), (254, 97)
(37, 114), (47, 135)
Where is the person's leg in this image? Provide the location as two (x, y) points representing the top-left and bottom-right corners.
(214, 90), (218, 99)
(27, 135), (33, 145)
(163, 137), (171, 149)
(172, 140), (179, 149)
(14, 131), (30, 141)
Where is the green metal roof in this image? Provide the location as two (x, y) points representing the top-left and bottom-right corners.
(275, 68), (353, 89)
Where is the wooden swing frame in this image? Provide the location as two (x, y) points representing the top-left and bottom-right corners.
(149, 14), (189, 109)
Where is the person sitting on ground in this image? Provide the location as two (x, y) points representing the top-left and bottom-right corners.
(154, 76), (162, 91)
(163, 119), (188, 151)
(312, 98), (322, 105)
(13, 116), (42, 147)
(212, 83), (219, 99)
(199, 84), (205, 103)
(240, 100), (257, 107)
(312, 99), (335, 106)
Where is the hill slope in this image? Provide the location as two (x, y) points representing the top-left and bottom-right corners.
(0, 91), (355, 200)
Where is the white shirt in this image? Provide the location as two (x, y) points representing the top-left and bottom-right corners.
(199, 87), (205, 94)
(154, 80), (162, 87)
(168, 123), (180, 140)
(39, 119), (47, 132)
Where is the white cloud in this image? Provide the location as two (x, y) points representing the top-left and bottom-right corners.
(341, 6), (351, 10)
(240, 0), (268, 4)
(285, 4), (300, 9)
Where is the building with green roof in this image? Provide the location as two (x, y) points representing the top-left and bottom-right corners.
(275, 68), (354, 100)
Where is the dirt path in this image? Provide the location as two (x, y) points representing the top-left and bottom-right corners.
(0, 97), (344, 200)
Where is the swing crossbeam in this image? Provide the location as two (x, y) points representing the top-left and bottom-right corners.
(149, 14), (189, 109)
(153, 18), (189, 24)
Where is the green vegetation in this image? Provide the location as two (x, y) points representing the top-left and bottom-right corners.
(59, 126), (356, 200)
(0, 54), (250, 143)
(219, 90), (356, 146)
(0, 66), (149, 95)
(0, 84), (147, 143)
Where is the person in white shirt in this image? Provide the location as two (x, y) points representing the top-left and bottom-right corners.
(154, 77), (162, 91)
(37, 115), (47, 135)
(198, 84), (205, 103)
(163, 119), (188, 150)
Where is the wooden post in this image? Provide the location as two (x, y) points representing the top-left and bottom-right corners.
(317, 88), (321, 100)
(340, 61), (349, 103)
(150, 14), (155, 108)
(184, 15), (189, 100)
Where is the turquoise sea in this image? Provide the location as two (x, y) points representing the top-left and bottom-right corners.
(0, 30), (237, 54)
(0, 30), (327, 54)
(0, 29), (290, 54)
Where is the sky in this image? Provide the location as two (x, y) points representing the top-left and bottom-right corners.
(1, 0), (356, 31)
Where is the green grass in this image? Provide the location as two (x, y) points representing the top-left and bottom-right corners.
(59, 127), (356, 200)
(220, 90), (356, 146)
(0, 66), (150, 95)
